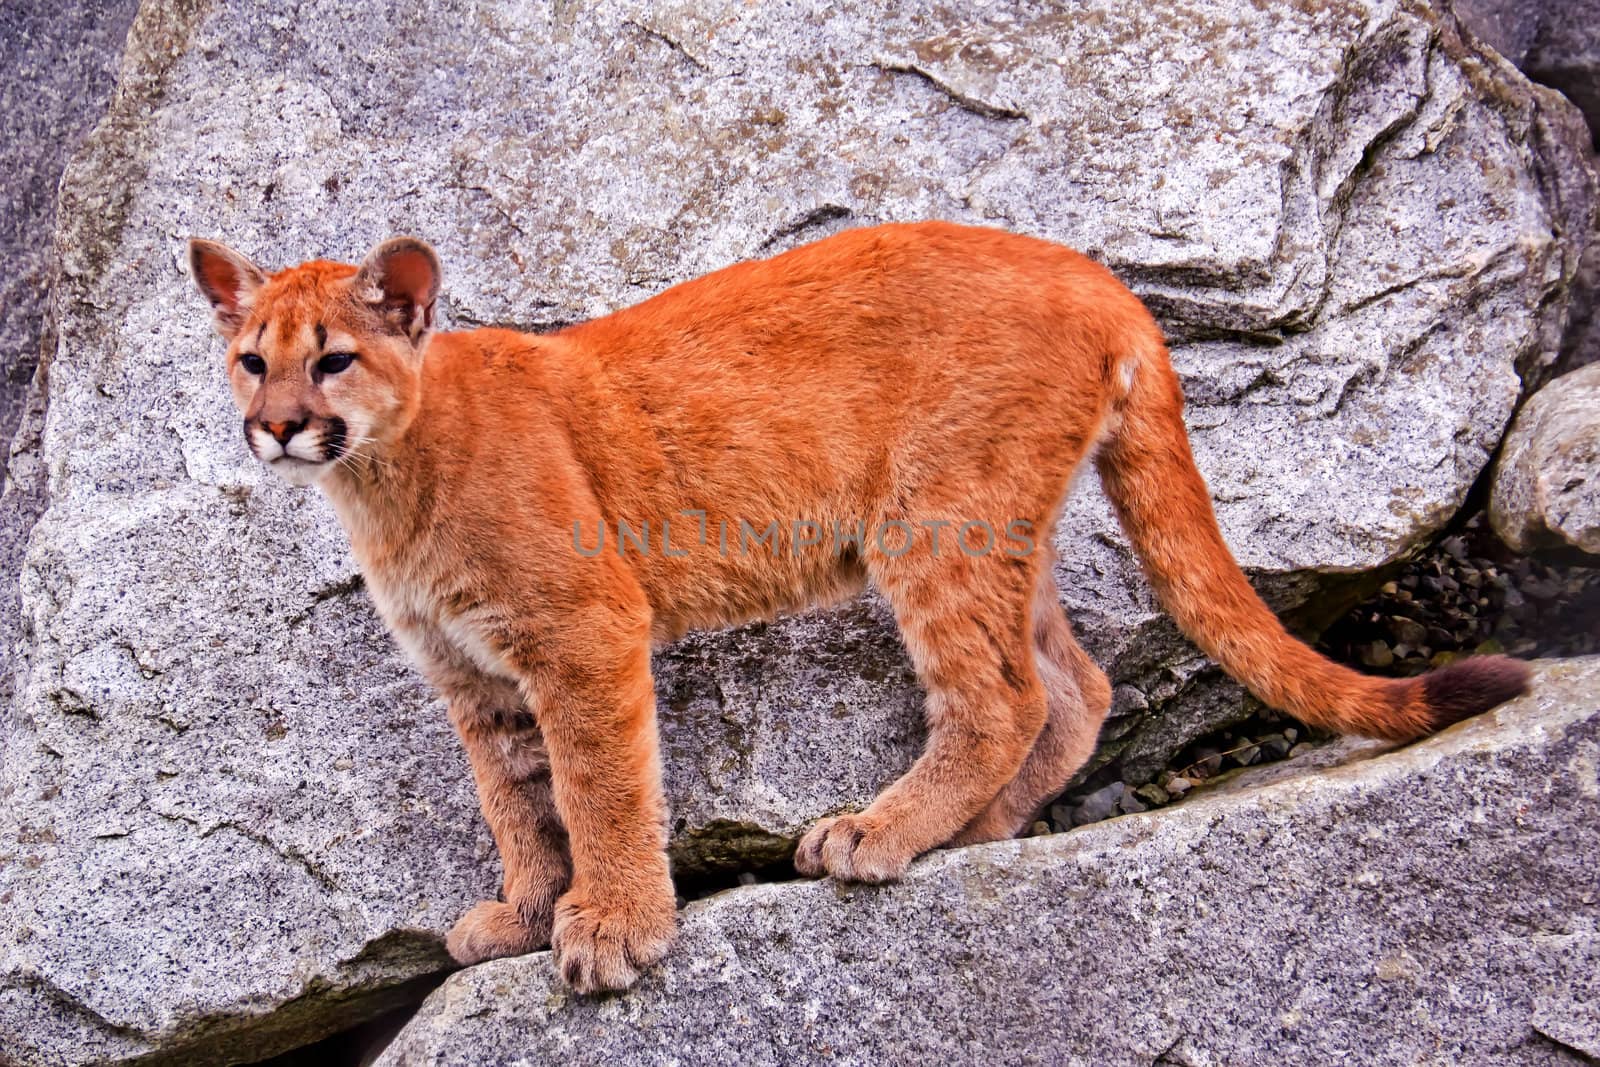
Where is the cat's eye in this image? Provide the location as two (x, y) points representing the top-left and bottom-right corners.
(317, 352), (356, 375)
(238, 353), (266, 375)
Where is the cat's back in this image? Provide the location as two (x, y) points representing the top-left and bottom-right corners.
(552, 222), (1132, 402)
(565, 222), (1103, 346)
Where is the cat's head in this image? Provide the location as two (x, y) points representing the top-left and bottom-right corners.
(188, 237), (441, 486)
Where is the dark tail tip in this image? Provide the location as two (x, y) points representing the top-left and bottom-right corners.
(1421, 654), (1532, 731)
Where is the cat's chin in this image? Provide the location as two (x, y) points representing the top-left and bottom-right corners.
(268, 456), (330, 487)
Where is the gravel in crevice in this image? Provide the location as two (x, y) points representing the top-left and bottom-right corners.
(1319, 511), (1599, 672)
(1041, 510), (1599, 832)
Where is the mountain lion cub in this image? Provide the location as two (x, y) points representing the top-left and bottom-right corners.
(190, 222), (1528, 993)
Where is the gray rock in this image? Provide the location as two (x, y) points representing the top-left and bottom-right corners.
(1071, 781), (1124, 826)
(1490, 362), (1600, 558)
(656, 601), (923, 877)
(1534, 4), (1600, 141)
(1456, 0), (1600, 140)
(0, 0), (140, 734)
(1, 0), (1595, 1063)
(375, 657), (1600, 1067)
(0, 0), (139, 472)
(1456, 0), (1600, 382)
(1562, 231), (1600, 379)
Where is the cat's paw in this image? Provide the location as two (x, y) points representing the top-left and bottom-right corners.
(445, 900), (551, 966)
(793, 813), (911, 884)
(550, 885), (676, 994)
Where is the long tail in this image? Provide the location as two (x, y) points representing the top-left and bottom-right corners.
(1094, 321), (1528, 741)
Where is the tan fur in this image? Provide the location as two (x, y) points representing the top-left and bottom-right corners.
(190, 222), (1528, 992)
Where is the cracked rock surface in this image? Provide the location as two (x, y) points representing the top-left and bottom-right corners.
(0, 0), (142, 726)
(1, 0), (1596, 1063)
(0, 0), (139, 471)
(1455, 0), (1600, 386)
(376, 657), (1600, 1067)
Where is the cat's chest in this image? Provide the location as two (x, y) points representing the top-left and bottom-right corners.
(360, 554), (517, 684)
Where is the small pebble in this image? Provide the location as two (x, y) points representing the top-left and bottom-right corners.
(1074, 782), (1122, 825)
(1259, 733), (1292, 759)
(1360, 640), (1394, 668)
(1190, 747), (1224, 778)
(1134, 783), (1170, 807)
(1388, 617), (1427, 645)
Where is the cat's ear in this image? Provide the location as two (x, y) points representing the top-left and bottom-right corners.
(354, 237), (441, 343)
(188, 239), (266, 341)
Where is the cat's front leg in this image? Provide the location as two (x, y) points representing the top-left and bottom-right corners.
(510, 600), (677, 993)
(445, 697), (572, 965)
(399, 625), (573, 965)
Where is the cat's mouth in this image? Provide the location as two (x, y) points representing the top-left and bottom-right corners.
(246, 416), (348, 486)
(269, 455), (332, 486)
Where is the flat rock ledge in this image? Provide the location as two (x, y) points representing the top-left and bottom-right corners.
(377, 657), (1600, 1067)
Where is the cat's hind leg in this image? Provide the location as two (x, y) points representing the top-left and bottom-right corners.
(794, 529), (1047, 883)
(948, 561), (1111, 846)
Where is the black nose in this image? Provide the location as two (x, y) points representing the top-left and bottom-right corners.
(262, 419), (305, 445)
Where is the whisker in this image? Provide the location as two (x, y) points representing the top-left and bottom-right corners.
(327, 432), (393, 479)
